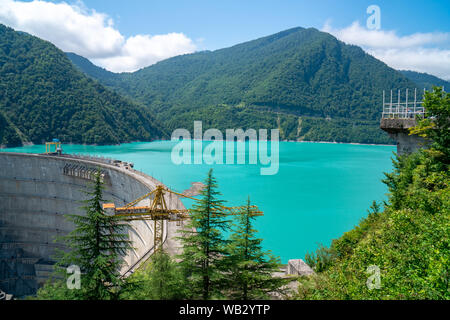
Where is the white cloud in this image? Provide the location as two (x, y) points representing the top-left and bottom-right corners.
(93, 33), (196, 73)
(322, 21), (450, 80)
(367, 48), (450, 81)
(0, 0), (197, 72)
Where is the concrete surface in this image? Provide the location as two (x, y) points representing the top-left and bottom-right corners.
(380, 118), (429, 155)
(0, 152), (186, 297)
(286, 259), (315, 276)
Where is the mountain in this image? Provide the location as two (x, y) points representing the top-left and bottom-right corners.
(66, 52), (118, 84)
(400, 70), (450, 91)
(0, 24), (166, 148)
(68, 27), (424, 144)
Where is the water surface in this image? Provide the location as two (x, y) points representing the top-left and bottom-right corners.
(2, 141), (395, 263)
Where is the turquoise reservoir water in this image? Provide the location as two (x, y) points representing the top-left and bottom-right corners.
(2, 141), (395, 263)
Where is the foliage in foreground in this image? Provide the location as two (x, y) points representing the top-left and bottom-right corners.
(296, 87), (449, 300)
(122, 250), (188, 300)
(174, 169), (285, 300)
(410, 86), (450, 163)
(176, 169), (231, 300)
(225, 198), (287, 300)
(35, 169), (285, 300)
(297, 154), (449, 299)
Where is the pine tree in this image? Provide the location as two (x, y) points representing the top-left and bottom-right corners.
(226, 197), (286, 300)
(50, 170), (132, 300)
(177, 169), (230, 300)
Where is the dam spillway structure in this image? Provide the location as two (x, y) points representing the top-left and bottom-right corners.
(0, 151), (186, 298)
(380, 89), (429, 155)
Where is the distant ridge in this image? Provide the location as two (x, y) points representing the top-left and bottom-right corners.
(400, 70), (449, 91)
(66, 52), (118, 82)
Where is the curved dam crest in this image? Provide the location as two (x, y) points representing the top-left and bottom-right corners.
(0, 152), (185, 297)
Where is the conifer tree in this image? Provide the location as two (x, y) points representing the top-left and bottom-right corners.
(226, 197), (286, 300)
(177, 169), (230, 300)
(49, 170), (132, 300)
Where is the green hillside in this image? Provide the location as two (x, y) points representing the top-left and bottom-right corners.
(69, 27), (424, 144)
(65, 52), (119, 84)
(0, 24), (166, 147)
(400, 70), (450, 91)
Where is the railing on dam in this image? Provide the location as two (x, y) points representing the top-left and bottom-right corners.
(61, 154), (134, 169)
(61, 153), (115, 165)
(381, 89), (426, 120)
(63, 163), (110, 184)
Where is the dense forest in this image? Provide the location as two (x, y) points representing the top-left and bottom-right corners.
(68, 27), (425, 144)
(0, 24), (166, 147)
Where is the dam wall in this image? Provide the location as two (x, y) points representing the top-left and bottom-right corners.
(0, 152), (185, 297)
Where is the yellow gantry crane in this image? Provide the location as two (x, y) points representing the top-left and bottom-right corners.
(102, 185), (263, 252)
(45, 139), (62, 155)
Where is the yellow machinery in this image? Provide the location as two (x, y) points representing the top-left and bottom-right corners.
(45, 139), (62, 154)
(102, 185), (262, 253)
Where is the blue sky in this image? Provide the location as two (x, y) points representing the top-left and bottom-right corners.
(0, 0), (449, 78)
(80, 0), (450, 50)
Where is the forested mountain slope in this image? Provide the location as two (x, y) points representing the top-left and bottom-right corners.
(0, 24), (166, 147)
(69, 27), (423, 144)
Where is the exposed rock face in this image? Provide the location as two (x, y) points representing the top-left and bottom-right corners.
(286, 259), (315, 276)
(182, 182), (206, 197)
(269, 259), (315, 300)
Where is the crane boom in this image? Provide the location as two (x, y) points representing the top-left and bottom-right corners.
(102, 185), (263, 258)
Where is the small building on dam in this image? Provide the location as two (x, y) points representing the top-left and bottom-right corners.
(380, 89), (430, 155)
(0, 152), (185, 298)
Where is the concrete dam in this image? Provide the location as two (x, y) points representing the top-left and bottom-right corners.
(0, 152), (186, 297)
